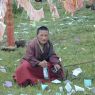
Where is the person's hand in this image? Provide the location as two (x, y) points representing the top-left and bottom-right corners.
(38, 60), (48, 68)
(54, 64), (61, 71)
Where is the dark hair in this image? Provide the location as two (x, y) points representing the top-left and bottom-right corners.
(37, 26), (49, 35)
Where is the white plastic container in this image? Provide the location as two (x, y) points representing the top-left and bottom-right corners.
(43, 67), (49, 80)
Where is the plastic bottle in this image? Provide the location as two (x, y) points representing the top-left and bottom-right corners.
(43, 67), (49, 80)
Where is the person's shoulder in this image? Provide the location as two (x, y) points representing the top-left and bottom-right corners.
(27, 38), (37, 47)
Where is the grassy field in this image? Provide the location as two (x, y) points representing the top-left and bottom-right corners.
(0, 1), (95, 95)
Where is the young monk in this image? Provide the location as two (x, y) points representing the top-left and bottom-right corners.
(13, 26), (64, 87)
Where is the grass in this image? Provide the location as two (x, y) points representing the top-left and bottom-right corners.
(0, 1), (95, 95)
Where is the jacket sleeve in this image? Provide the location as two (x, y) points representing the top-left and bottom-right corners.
(49, 45), (60, 65)
(23, 42), (40, 67)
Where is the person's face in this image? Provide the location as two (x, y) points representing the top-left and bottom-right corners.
(37, 30), (49, 45)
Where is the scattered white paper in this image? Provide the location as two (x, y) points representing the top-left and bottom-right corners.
(0, 58), (3, 61)
(59, 58), (62, 62)
(51, 79), (61, 84)
(72, 68), (82, 76)
(74, 85), (85, 92)
(3, 81), (12, 88)
(59, 86), (63, 92)
(41, 84), (48, 91)
(16, 59), (20, 62)
(65, 83), (72, 93)
(64, 80), (72, 84)
(0, 66), (6, 73)
(0, 68), (6, 73)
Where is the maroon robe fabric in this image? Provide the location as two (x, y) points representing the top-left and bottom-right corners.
(13, 38), (64, 86)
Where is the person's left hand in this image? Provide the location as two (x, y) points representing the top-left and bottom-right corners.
(54, 64), (61, 71)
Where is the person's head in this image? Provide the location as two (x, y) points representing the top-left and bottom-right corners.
(37, 26), (49, 45)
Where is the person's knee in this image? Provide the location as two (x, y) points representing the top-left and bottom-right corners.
(21, 61), (30, 69)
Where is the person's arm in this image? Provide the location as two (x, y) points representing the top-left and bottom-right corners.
(23, 42), (40, 67)
(49, 49), (61, 70)
(49, 44), (60, 65)
(49, 51), (60, 64)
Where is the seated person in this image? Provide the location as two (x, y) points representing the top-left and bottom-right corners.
(13, 26), (64, 87)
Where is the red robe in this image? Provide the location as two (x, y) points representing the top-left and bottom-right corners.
(13, 38), (64, 86)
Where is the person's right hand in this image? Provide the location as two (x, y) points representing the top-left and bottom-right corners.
(38, 60), (48, 68)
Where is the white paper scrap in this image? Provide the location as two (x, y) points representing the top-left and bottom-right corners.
(65, 83), (72, 93)
(72, 68), (82, 76)
(74, 85), (85, 92)
(51, 79), (61, 84)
